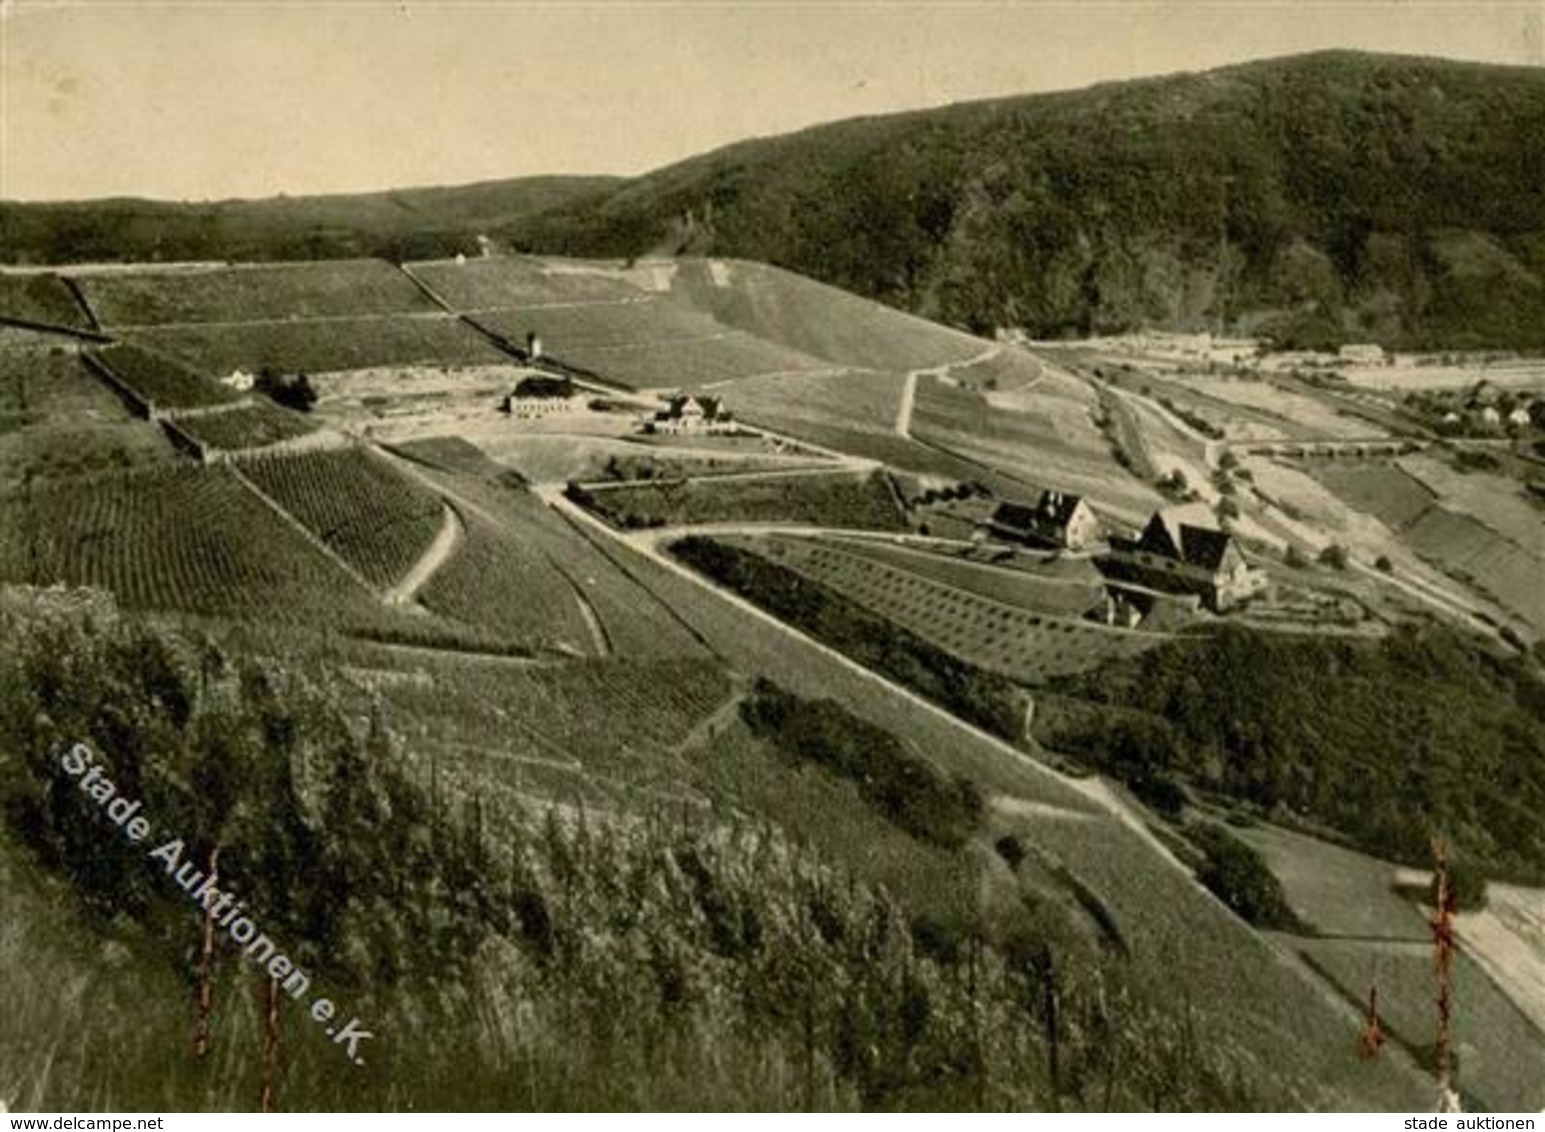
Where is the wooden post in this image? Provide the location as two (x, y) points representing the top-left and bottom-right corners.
(193, 847), (220, 1060)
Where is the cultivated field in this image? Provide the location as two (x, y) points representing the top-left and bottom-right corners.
(416, 508), (601, 656)
(0, 272), (95, 333)
(740, 535), (1165, 683)
(0, 418), (177, 483)
(1295, 938), (1545, 1112)
(468, 297), (727, 349)
(814, 536), (1106, 617)
(668, 258), (986, 372)
(1343, 358), (1545, 393)
(1398, 454), (1545, 552)
(89, 344), (243, 412)
(407, 257), (647, 308)
(0, 464), (381, 621)
(1402, 508), (1545, 630)
(73, 260), (437, 327)
(171, 403), (318, 451)
(912, 375), (1161, 520)
(575, 470), (909, 531)
(1309, 462), (1437, 530)
(549, 331), (829, 390)
(717, 367), (905, 434)
(129, 315), (507, 375)
(945, 348), (1044, 392)
(471, 434), (818, 485)
(241, 447), (444, 589)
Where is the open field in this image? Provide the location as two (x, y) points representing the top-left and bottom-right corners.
(73, 260), (437, 326)
(1191, 379), (1386, 440)
(740, 534), (1165, 684)
(0, 464), (385, 622)
(1402, 508), (1545, 631)
(89, 344), (243, 411)
(1398, 454), (1545, 552)
(548, 331), (830, 390)
(1231, 822), (1431, 940)
(911, 376), (1161, 520)
(810, 536), (1106, 617)
(668, 258), (986, 372)
(407, 256), (648, 308)
(468, 296), (727, 349)
(0, 272), (95, 332)
(574, 470), (908, 531)
(129, 315), (508, 375)
(0, 346), (127, 423)
(471, 433), (821, 485)
(945, 348), (1044, 392)
(1308, 462), (1437, 530)
(416, 508), (602, 656)
(716, 367), (904, 433)
(1294, 938), (1545, 1112)
(242, 447), (444, 589)
(1459, 883), (1545, 1037)
(170, 403), (318, 451)
(1343, 358), (1545, 393)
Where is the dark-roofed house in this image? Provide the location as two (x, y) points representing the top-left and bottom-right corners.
(649, 394), (734, 435)
(1100, 505), (1265, 611)
(504, 373), (575, 417)
(986, 490), (1101, 550)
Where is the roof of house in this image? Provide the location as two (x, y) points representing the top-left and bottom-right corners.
(990, 490), (1088, 533)
(660, 394), (725, 419)
(1139, 506), (1237, 571)
(1034, 489), (1087, 528)
(512, 374), (571, 398)
(989, 501), (1039, 531)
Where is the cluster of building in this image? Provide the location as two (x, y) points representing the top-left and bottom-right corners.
(983, 490), (1265, 614)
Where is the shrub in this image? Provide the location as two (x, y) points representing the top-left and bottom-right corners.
(1375, 554), (1394, 572)
(1284, 544), (1309, 569)
(1187, 822), (1303, 931)
(1318, 544), (1349, 570)
(1433, 856), (1489, 911)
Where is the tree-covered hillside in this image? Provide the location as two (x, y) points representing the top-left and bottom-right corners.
(512, 52), (1545, 349)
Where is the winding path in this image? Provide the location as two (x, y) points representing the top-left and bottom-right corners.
(384, 501), (465, 607)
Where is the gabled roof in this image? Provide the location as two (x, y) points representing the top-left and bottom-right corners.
(989, 501), (1039, 531)
(1138, 506), (1236, 570)
(1034, 489), (1087, 528)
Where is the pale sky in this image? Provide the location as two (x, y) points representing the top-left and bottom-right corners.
(1, 0), (1540, 202)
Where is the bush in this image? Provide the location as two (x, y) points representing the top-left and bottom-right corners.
(1375, 554), (1394, 572)
(1284, 544), (1309, 569)
(1433, 857), (1489, 911)
(1318, 544), (1349, 570)
(1187, 822), (1304, 931)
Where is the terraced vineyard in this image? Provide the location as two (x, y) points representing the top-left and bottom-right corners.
(417, 509), (600, 655)
(173, 403), (318, 451)
(945, 349), (1044, 392)
(0, 272), (95, 332)
(74, 260), (436, 326)
(574, 470), (908, 531)
(718, 367), (905, 434)
(242, 447), (444, 588)
(353, 650), (734, 809)
(408, 257), (646, 308)
(817, 537), (1106, 617)
(130, 315), (507, 375)
(742, 535), (1165, 682)
(1403, 508), (1545, 629)
(89, 344), (242, 412)
(0, 464), (381, 620)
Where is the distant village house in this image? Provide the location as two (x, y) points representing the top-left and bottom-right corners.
(1337, 343), (1385, 366)
(986, 490), (1101, 551)
(1100, 506), (1265, 611)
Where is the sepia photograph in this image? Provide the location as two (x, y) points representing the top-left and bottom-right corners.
(0, 0), (1542, 1116)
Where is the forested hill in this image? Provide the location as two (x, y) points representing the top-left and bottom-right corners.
(6, 52), (1545, 349)
(511, 51), (1545, 350)
(0, 175), (619, 265)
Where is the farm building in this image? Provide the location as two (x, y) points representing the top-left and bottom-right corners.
(1100, 505), (1266, 611)
(221, 368), (256, 392)
(986, 490), (1101, 551)
(648, 394), (734, 436)
(503, 373), (576, 417)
